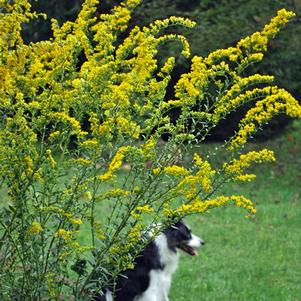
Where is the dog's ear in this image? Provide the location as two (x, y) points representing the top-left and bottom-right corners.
(169, 218), (184, 231)
(163, 215), (182, 232)
(173, 218), (183, 227)
(163, 214), (177, 225)
(168, 215), (181, 223)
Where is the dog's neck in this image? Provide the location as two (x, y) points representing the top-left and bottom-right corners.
(155, 233), (179, 275)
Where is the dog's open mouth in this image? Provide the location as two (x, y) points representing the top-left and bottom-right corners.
(178, 244), (198, 256)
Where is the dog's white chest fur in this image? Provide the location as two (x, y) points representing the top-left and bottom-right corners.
(134, 234), (179, 301)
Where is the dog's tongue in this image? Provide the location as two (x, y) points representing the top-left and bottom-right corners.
(188, 247), (198, 256)
(180, 245), (198, 256)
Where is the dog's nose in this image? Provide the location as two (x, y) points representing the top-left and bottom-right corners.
(200, 240), (205, 246)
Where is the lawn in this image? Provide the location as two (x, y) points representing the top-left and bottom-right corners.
(169, 121), (301, 301)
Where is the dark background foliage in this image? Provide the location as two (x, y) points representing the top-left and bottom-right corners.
(23, 0), (301, 141)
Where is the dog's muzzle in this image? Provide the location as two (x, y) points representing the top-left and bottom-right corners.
(178, 235), (204, 256)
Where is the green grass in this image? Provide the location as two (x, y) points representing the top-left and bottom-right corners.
(169, 122), (301, 301)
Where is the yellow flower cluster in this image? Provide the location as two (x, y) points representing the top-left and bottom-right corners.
(148, 16), (196, 35)
(98, 146), (129, 181)
(237, 9), (295, 54)
(49, 112), (83, 136)
(131, 204), (154, 219)
(46, 149), (57, 169)
(152, 167), (161, 175)
(162, 8), (299, 150)
(262, 9), (296, 37)
(80, 138), (99, 149)
(174, 56), (211, 105)
(175, 195), (256, 216)
(48, 131), (60, 141)
(96, 226), (106, 241)
(157, 34), (192, 58)
(75, 157), (92, 166)
(128, 223), (143, 241)
(193, 153), (203, 167)
(98, 188), (130, 201)
(55, 229), (73, 241)
(116, 116), (141, 139)
(158, 57), (175, 78)
(212, 75), (275, 123)
(28, 221), (43, 235)
(174, 155), (216, 201)
(83, 191), (93, 201)
(55, 228), (93, 260)
(141, 136), (156, 159)
(223, 149), (276, 181)
(204, 47), (238, 65)
(136, 204), (154, 214)
(40, 206), (83, 226)
(229, 88), (301, 149)
(163, 165), (190, 177)
(0, 1), (38, 51)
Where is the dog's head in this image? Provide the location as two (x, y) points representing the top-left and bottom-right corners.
(164, 220), (204, 256)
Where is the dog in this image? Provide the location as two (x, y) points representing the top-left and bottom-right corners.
(93, 220), (204, 301)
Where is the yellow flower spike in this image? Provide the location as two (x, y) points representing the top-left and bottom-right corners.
(109, 148), (126, 171)
(236, 174), (257, 182)
(224, 149), (275, 181)
(28, 221), (43, 235)
(98, 171), (114, 182)
(136, 204), (154, 214)
(98, 146), (141, 181)
(173, 156), (216, 199)
(70, 218), (83, 225)
(81, 139), (98, 149)
(97, 188), (130, 201)
(122, 0), (142, 9)
(204, 47), (239, 65)
(193, 153), (203, 167)
(158, 57), (175, 78)
(49, 112), (82, 135)
(46, 149), (56, 169)
(130, 211), (141, 220)
(76, 158), (92, 166)
(55, 229), (73, 241)
(148, 16), (196, 35)
(229, 87), (301, 150)
(97, 231), (106, 241)
(48, 131), (60, 140)
(128, 223), (144, 242)
(152, 167), (161, 175)
(142, 136), (156, 156)
(157, 34), (192, 58)
(236, 9), (295, 58)
(262, 9), (296, 38)
(175, 195), (256, 216)
(83, 191), (93, 201)
(163, 165), (190, 177)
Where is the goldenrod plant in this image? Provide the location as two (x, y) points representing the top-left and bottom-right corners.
(0, 1), (300, 299)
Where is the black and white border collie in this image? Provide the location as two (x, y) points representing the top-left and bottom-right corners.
(93, 220), (204, 301)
